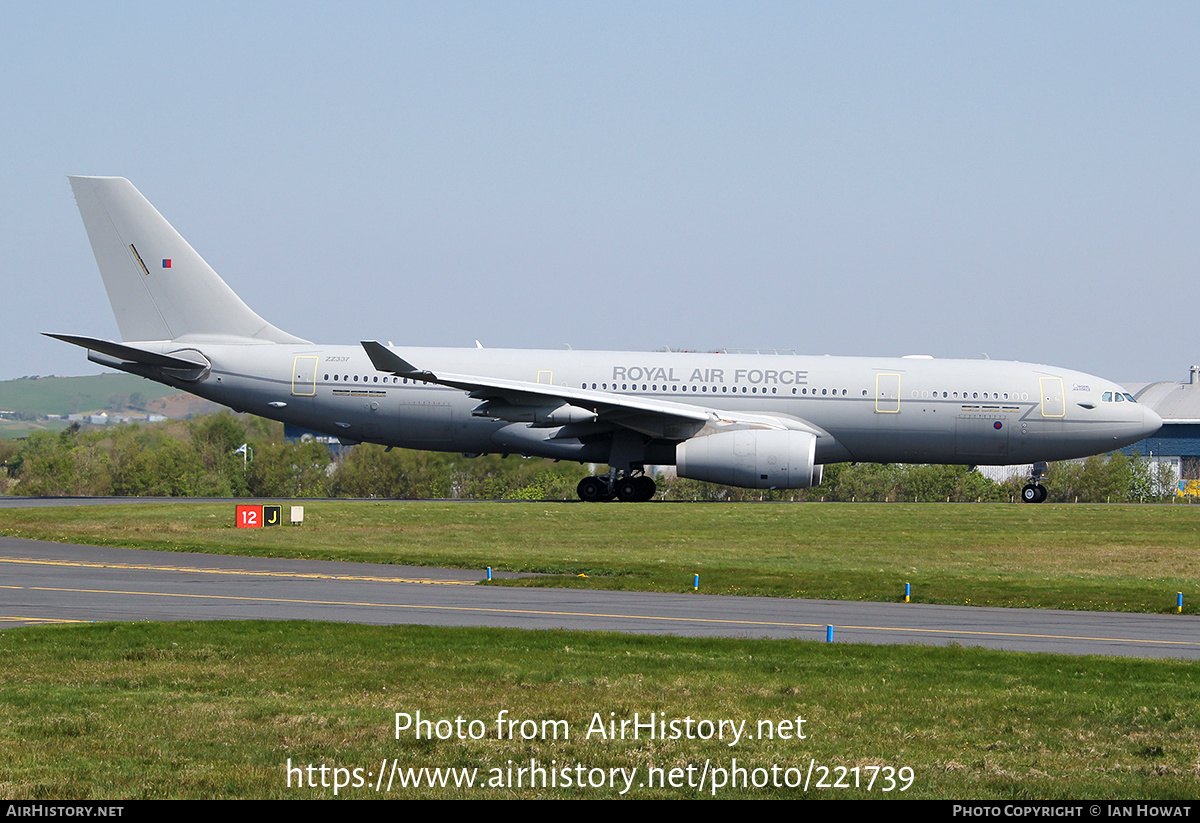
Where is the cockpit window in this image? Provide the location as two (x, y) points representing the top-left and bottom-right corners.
(1115, 393), (1124, 402)
(1102, 392), (1112, 401)
(1123, 393), (1136, 403)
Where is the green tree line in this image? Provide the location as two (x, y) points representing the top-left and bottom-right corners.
(0, 412), (1180, 502)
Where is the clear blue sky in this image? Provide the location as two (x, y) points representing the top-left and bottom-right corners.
(3, 1), (1197, 382)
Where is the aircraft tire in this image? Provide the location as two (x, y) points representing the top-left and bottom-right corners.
(1022, 483), (1043, 503)
(635, 475), (656, 501)
(615, 477), (642, 502)
(577, 477), (607, 502)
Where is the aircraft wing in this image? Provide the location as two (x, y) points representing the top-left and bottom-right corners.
(362, 341), (826, 441)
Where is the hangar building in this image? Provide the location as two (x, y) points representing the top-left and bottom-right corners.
(1121, 366), (1200, 492)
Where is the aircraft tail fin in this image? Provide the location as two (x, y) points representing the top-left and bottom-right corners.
(68, 176), (308, 344)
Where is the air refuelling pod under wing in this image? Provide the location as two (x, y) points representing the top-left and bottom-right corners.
(675, 429), (821, 489)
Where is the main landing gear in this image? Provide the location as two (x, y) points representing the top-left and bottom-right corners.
(577, 471), (657, 502)
(1021, 461), (1050, 503)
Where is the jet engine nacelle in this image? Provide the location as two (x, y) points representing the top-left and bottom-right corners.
(675, 429), (822, 489)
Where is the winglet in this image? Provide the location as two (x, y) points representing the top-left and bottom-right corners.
(361, 341), (435, 381)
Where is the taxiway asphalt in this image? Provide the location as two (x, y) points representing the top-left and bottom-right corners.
(2, 535), (1197, 659)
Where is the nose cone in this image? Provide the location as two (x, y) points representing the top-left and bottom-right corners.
(1141, 404), (1163, 438)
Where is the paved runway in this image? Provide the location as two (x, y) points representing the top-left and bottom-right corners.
(2, 536), (1197, 659)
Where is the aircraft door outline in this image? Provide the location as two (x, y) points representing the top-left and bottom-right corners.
(875, 373), (901, 413)
(291, 355), (318, 396)
(1039, 377), (1065, 418)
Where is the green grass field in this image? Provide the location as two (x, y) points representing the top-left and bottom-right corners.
(2, 500), (1198, 799)
(2, 501), (1197, 612)
(0, 417), (71, 439)
(2, 621), (1198, 799)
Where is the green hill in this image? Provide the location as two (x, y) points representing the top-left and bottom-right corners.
(0, 374), (179, 417)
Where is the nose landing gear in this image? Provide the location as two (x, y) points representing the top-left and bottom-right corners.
(1021, 461), (1050, 503)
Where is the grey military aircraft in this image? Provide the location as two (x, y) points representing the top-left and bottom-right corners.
(52, 177), (1161, 502)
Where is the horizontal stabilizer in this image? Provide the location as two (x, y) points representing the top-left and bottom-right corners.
(44, 333), (210, 376)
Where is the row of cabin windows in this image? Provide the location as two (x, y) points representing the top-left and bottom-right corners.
(317, 374), (1055, 403)
(582, 383), (852, 396)
(578, 383), (1034, 401)
(323, 374), (419, 384)
(912, 390), (1029, 401)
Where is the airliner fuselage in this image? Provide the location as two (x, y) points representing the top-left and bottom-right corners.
(89, 340), (1159, 469)
(55, 177), (1162, 502)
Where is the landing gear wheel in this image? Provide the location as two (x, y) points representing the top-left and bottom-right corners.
(635, 475), (656, 501)
(577, 477), (607, 502)
(1021, 483), (1047, 503)
(615, 477), (642, 502)
(613, 475), (657, 502)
